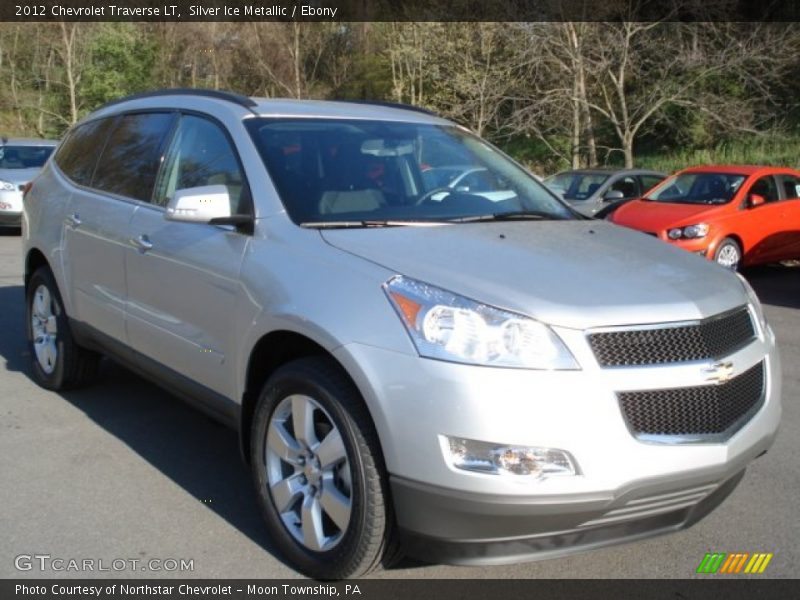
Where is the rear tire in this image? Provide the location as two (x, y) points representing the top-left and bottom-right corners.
(713, 237), (741, 270)
(26, 267), (99, 390)
(250, 356), (394, 579)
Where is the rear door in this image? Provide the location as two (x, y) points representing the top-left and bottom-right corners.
(124, 113), (252, 398)
(59, 117), (129, 340)
(771, 173), (800, 260)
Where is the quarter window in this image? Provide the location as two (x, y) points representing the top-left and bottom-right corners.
(53, 118), (116, 186)
(153, 114), (248, 214)
(92, 112), (175, 202)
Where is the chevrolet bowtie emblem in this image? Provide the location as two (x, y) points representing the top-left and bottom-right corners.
(704, 361), (735, 384)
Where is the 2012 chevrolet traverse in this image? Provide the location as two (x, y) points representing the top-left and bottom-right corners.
(22, 90), (780, 578)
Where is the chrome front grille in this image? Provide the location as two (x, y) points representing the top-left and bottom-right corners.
(618, 361), (765, 442)
(588, 306), (755, 367)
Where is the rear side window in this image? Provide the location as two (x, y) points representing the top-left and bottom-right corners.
(54, 118), (115, 186)
(92, 112), (175, 202)
(778, 174), (800, 200)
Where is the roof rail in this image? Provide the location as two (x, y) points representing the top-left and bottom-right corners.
(335, 100), (438, 116)
(97, 88), (258, 111)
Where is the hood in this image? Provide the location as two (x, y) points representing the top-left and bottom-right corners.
(0, 167), (42, 186)
(321, 221), (746, 330)
(613, 199), (723, 233)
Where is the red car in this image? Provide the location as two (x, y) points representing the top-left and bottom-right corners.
(610, 165), (800, 269)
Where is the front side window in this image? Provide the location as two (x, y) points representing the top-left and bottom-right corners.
(54, 118), (116, 186)
(153, 114), (249, 214)
(609, 176), (639, 198)
(246, 118), (573, 225)
(647, 172), (746, 205)
(748, 176), (780, 203)
(92, 112), (175, 202)
(545, 172), (610, 201)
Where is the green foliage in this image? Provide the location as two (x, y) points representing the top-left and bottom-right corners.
(81, 23), (157, 112)
(637, 137), (800, 173)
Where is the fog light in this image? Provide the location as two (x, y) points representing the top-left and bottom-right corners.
(446, 436), (578, 478)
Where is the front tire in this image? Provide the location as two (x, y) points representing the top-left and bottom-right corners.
(713, 237), (742, 270)
(26, 267), (99, 390)
(250, 357), (393, 579)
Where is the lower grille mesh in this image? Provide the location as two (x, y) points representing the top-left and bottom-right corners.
(619, 361), (765, 439)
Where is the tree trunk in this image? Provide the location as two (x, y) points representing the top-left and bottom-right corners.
(623, 133), (634, 168)
(59, 23), (79, 125)
(571, 78), (581, 168)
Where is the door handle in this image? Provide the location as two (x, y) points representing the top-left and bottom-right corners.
(64, 213), (81, 228)
(131, 234), (153, 252)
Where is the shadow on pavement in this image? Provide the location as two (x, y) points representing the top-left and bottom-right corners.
(0, 283), (291, 571)
(0, 285), (28, 373)
(743, 264), (800, 310)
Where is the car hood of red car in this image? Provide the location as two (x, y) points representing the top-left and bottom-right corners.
(613, 200), (725, 232)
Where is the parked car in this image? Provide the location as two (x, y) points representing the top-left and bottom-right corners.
(610, 165), (800, 270)
(421, 165), (517, 202)
(23, 91), (780, 579)
(0, 138), (58, 229)
(544, 168), (666, 217)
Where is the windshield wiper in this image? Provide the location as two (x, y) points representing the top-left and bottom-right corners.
(300, 220), (445, 229)
(447, 211), (562, 223)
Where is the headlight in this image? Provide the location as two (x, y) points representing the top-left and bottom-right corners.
(667, 223), (709, 240)
(736, 273), (767, 332)
(0, 180), (15, 191)
(384, 276), (578, 369)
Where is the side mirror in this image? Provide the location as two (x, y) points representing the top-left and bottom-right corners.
(747, 193), (766, 208)
(604, 190), (625, 201)
(165, 185), (231, 223)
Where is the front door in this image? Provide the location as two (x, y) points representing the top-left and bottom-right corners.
(124, 113), (252, 398)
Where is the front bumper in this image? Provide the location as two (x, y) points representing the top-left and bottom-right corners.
(393, 465), (751, 565)
(333, 319), (780, 563)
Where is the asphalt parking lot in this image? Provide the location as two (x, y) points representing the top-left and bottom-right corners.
(1, 230), (798, 579)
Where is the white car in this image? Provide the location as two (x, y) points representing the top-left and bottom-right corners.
(0, 138), (58, 229)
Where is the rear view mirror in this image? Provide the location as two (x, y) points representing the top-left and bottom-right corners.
(747, 193), (766, 208)
(604, 190), (625, 201)
(165, 185), (231, 223)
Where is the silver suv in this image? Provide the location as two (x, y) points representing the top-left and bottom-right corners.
(22, 90), (780, 579)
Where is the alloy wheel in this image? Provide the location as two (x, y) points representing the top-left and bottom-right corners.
(265, 394), (353, 552)
(31, 284), (58, 374)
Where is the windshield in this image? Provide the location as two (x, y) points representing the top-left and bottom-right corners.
(544, 172), (609, 201)
(647, 172), (746, 205)
(245, 119), (573, 225)
(0, 145), (54, 169)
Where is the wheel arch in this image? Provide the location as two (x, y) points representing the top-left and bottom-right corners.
(239, 329), (379, 465)
(24, 247), (50, 289)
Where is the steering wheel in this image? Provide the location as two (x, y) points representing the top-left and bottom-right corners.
(415, 186), (453, 206)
